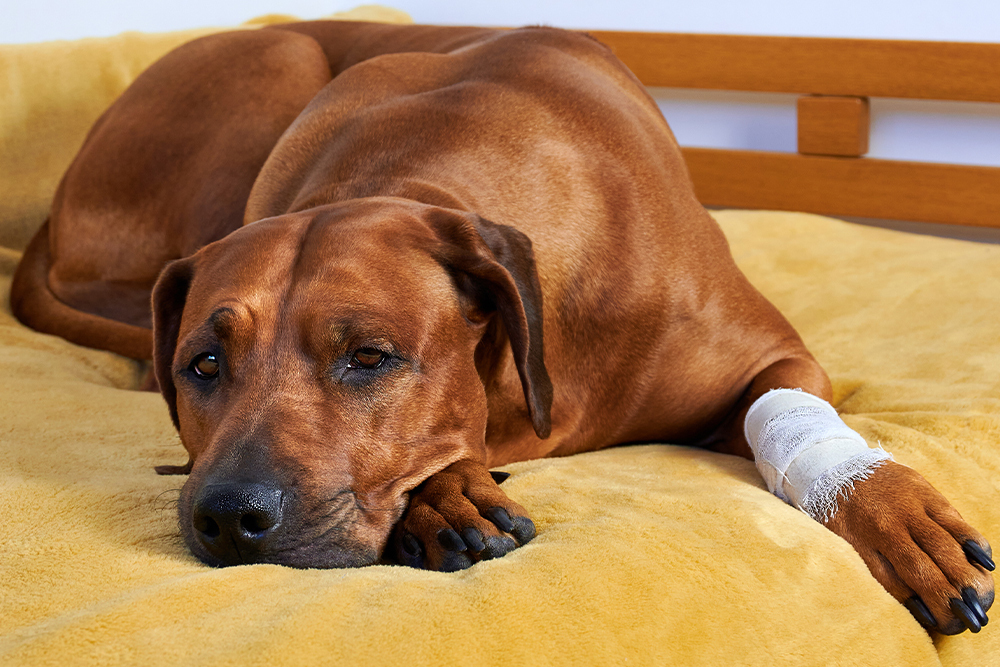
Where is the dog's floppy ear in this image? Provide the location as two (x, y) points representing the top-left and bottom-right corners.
(426, 209), (553, 439)
(151, 256), (195, 431)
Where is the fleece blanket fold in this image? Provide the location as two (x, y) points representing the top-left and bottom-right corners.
(2, 12), (998, 667)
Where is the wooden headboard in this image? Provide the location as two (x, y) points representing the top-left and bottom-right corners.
(589, 31), (1000, 229)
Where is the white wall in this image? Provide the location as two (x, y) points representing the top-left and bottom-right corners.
(6, 1), (1000, 168)
(7, 1), (1000, 43)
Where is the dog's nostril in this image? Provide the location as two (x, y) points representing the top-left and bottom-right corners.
(196, 515), (221, 539)
(240, 512), (271, 536)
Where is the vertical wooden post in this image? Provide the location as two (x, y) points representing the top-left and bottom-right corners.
(797, 95), (870, 157)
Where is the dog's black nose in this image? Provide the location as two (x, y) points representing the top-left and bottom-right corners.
(191, 482), (284, 565)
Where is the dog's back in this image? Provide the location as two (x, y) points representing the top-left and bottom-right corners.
(241, 26), (801, 458)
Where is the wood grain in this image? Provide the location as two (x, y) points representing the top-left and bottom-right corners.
(681, 148), (1000, 227)
(589, 31), (1000, 103)
(797, 95), (870, 157)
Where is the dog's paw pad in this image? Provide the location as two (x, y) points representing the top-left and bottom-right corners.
(480, 534), (518, 560)
(438, 548), (474, 572)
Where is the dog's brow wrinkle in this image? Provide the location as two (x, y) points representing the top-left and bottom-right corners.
(209, 307), (243, 341)
(326, 317), (395, 346)
(273, 214), (319, 331)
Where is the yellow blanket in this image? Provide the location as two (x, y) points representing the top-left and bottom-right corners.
(1, 12), (997, 666)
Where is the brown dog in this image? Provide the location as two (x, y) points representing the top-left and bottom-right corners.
(11, 21), (994, 634)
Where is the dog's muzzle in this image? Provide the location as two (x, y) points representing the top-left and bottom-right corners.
(191, 481), (285, 565)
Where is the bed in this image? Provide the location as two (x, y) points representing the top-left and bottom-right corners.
(2, 7), (998, 666)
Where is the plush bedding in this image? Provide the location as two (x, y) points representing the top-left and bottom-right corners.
(2, 11), (998, 666)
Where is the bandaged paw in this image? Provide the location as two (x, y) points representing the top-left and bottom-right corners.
(744, 389), (892, 522)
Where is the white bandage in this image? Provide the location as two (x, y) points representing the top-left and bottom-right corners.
(744, 389), (892, 522)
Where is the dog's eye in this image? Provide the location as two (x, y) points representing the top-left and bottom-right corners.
(349, 348), (386, 369)
(191, 353), (220, 378)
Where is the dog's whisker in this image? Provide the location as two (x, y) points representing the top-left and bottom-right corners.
(151, 488), (183, 512)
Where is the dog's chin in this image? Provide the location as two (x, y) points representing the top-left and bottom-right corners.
(176, 495), (388, 569)
(182, 527), (382, 569)
(174, 466), (400, 569)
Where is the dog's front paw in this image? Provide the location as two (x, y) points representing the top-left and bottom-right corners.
(391, 459), (535, 572)
(825, 461), (995, 634)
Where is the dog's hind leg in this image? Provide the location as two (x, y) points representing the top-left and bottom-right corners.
(12, 28), (335, 360)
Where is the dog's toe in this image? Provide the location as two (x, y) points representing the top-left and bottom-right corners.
(904, 596), (937, 629)
(479, 534), (518, 561)
(461, 527), (486, 553)
(482, 507), (535, 545)
(964, 540), (997, 571)
(825, 462), (994, 635)
(390, 459), (535, 571)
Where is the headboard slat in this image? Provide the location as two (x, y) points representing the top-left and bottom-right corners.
(590, 31), (1000, 103)
(683, 148), (1000, 228)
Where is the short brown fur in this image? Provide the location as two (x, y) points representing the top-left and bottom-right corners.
(11, 21), (993, 635)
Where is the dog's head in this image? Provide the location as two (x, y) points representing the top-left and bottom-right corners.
(151, 199), (551, 568)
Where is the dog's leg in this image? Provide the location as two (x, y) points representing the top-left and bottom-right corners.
(826, 461), (994, 634)
(13, 28), (335, 361)
(710, 355), (994, 634)
(390, 460), (536, 572)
